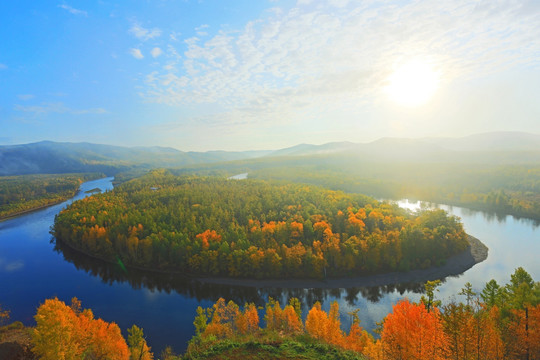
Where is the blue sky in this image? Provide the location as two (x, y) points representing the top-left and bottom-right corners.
(1, 1), (539, 151)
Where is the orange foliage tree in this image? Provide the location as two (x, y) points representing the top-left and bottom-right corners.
(506, 304), (540, 360)
(378, 299), (448, 360)
(305, 301), (346, 347)
(198, 298), (262, 340)
(345, 310), (372, 353)
(235, 303), (259, 335)
(32, 297), (130, 360)
(196, 229), (222, 250)
(202, 298), (239, 339)
(265, 298), (303, 335)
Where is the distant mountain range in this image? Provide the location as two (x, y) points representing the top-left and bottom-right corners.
(0, 141), (270, 176)
(1, 132), (539, 176)
(420, 132), (540, 152)
(267, 131), (540, 157)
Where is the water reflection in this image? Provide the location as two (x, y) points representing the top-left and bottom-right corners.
(0, 258), (25, 272)
(396, 199), (540, 228)
(54, 238), (443, 308)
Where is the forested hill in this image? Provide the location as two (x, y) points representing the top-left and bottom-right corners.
(0, 141), (270, 176)
(2, 132), (539, 176)
(53, 170), (469, 279)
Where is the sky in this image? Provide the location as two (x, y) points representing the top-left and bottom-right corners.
(1, 0), (539, 151)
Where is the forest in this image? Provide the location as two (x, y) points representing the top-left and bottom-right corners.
(52, 169), (469, 279)
(172, 154), (540, 221)
(1, 267), (538, 359)
(0, 173), (104, 220)
(3, 137), (539, 222)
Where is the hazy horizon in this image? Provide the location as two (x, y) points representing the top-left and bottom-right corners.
(1, 130), (540, 153)
(1, 1), (539, 151)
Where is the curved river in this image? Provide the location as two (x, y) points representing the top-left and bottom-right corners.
(0, 177), (539, 354)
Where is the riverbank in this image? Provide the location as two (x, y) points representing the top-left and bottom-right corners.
(57, 233), (487, 290)
(198, 235), (488, 289)
(0, 173), (106, 222)
(0, 196), (75, 222)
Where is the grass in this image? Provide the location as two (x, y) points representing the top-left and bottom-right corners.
(182, 333), (366, 360)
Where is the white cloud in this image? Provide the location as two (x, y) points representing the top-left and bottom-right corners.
(17, 94), (35, 100)
(5, 261), (24, 272)
(58, 4), (88, 16)
(151, 47), (162, 58)
(130, 48), (144, 59)
(0, 258), (24, 272)
(329, 0), (349, 7)
(14, 102), (108, 115)
(195, 24), (210, 37)
(129, 23), (162, 41)
(170, 31), (181, 41)
(139, 0), (540, 130)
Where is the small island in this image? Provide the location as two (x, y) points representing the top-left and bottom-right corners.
(84, 187), (102, 194)
(52, 169), (477, 282)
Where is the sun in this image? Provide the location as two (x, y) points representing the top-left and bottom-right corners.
(385, 59), (440, 107)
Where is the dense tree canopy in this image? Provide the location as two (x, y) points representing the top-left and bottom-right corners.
(0, 173), (103, 219)
(53, 170), (469, 279)
(176, 155), (540, 221)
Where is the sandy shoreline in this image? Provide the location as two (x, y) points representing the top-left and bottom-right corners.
(197, 235), (488, 289)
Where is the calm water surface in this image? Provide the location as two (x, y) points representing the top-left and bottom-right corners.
(0, 178), (539, 354)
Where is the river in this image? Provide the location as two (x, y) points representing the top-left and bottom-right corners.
(0, 177), (539, 354)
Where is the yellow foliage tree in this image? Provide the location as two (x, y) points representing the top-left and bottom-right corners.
(32, 297), (130, 360)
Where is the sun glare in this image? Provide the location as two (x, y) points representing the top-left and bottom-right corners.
(385, 59), (439, 107)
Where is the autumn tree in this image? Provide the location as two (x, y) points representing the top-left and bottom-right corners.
(441, 301), (472, 359)
(379, 299), (448, 360)
(193, 306), (208, 338)
(344, 309), (372, 353)
(504, 267), (540, 360)
(506, 304), (540, 360)
(264, 298), (283, 332)
(202, 298), (239, 339)
(196, 229), (222, 251)
(264, 298), (302, 334)
(128, 325), (154, 360)
(471, 305), (505, 360)
(32, 297), (130, 360)
(420, 279), (442, 312)
(159, 346), (179, 360)
(0, 303), (10, 327)
(305, 301), (328, 340)
(326, 301), (345, 346)
(305, 301), (345, 347)
(235, 303), (259, 335)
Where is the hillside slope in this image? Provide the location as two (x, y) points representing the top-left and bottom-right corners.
(0, 141), (270, 176)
